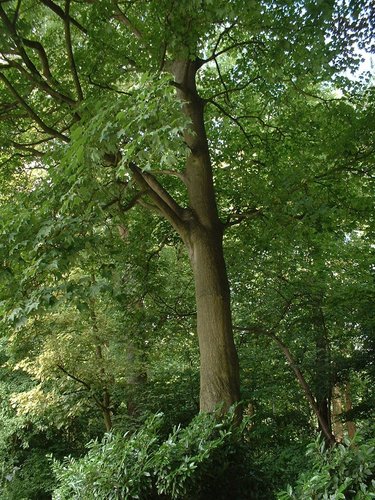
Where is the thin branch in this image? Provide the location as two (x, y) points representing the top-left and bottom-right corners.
(137, 198), (162, 215)
(0, 100), (18, 116)
(213, 40), (262, 60)
(237, 113), (286, 136)
(87, 74), (134, 94)
(56, 364), (91, 390)
(208, 99), (253, 147)
(0, 72), (69, 141)
(214, 57), (231, 105)
(0, 15), (76, 108)
(4, 56), (75, 106)
(12, 0), (21, 25)
(204, 37), (263, 64)
(64, 0), (83, 101)
(56, 363), (104, 409)
(209, 22), (237, 62)
(10, 140), (45, 156)
(207, 75), (261, 101)
(101, 191), (144, 211)
(223, 208), (263, 228)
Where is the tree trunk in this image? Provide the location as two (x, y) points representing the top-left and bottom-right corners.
(332, 385), (344, 441)
(172, 58), (240, 412)
(270, 332), (335, 445)
(130, 58), (241, 412)
(102, 387), (113, 432)
(313, 306), (333, 442)
(344, 384), (356, 439)
(188, 225), (240, 411)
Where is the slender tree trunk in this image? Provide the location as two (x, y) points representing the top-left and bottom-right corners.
(332, 385), (344, 441)
(313, 306), (333, 442)
(344, 384), (356, 439)
(90, 304), (113, 431)
(234, 323), (336, 443)
(270, 332), (335, 445)
(332, 383), (356, 441)
(102, 387), (113, 432)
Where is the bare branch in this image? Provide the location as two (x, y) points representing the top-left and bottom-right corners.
(56, 363), (104, 409)
(9, 140), (45, 156)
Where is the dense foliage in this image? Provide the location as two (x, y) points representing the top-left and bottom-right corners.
(0, 0), (374, 498)
(53, 410), (250, 500)
(278, 436), (375, 499)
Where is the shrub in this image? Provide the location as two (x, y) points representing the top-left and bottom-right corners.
(278, 435), (375, 500)
(52, 408), (249, 499)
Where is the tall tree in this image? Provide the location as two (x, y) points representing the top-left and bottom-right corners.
(0, 0), (373, 412)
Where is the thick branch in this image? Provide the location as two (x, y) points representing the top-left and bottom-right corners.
(141, 168), (184, 216)
(40, 0), (87, 34)
(128, 162), (187, 236)
(21, 37), (53, 83)
(113, 3), (143, 39)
